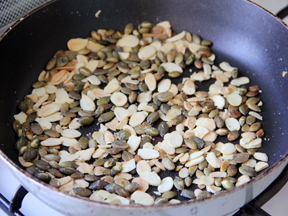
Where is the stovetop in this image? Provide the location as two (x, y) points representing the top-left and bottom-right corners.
(1, 0), (288, 216)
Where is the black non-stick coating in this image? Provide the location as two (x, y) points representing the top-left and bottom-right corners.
(0, 0), (287, 175)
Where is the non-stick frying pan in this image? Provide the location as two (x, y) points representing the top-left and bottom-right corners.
(0, 0), (287, 215)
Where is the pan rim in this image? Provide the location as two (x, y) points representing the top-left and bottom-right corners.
(0, 0), (288, 211)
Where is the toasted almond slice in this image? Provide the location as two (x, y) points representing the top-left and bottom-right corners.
(243, 159), (257, 168)
(203, 131), (217, 142)
(90, 190), (111, 201)
(138, 45), (156, 60)
(18, 157), (33, 167)
(168, 84), (178, 96)
(116, 116), (128, 130)
(162, 139), (175, 155)
(166, 31), (185, 42)
(196, 118), (216, 131)
(14, 112), (27, 124)
(212, 95), (225, 110)
(80, 94), (96, 111)
(104, 83), (120, 94)
(160, 62), (183, 73)
(92, 132), (106, 145)
(253, 152), (268, 162)
(32, 87), (46, 97)
(67, 38), (88, 51)
(117, 35), (139, 47)
(219, 62), (237, 72)
(77, 162), (94, 174)
(89, 89), (111, 100)
(61, 129), (81, 138)
(225, 118), (240, 131)
(206, 152), (221, 168)
(122, 158), (136, 173)
(188, 42), (201, 53)
(105, 117), (119, 131)
(249, 111), (263, 120)
(221, 143), (236, 155)
(86, 40), (104, 52)
(145, 73), (156, 91)
(37, 102), (61, 117)
(129, 112), (146, 127)
(236, 175), (250, 187)
(138, 103), (154, 112)
(45, 85), (57, 94)
(118, 52), (130, 60)
(159, 42), (174, 54)
(169, 131), (183, 148)
(45, 112), (63, 122)
(94, 166), (105, 176)
(41, 138), (62, 146)
(192, 126), (209, 139)
(132, 177), (149, 192)
(138, 149), (160, 160)
(157, 177), (173, 193)
(127, 135), (141, 151)
(35, 117), (52, 130)
(136, 160), (151, 176)
(103, 131), (115, 144)
(110, 92), (127, 107)
(68, 118), (81, 130)
(137, 91), (152, 103)
(131, 190), (154, 205)
(182, 79), (195, 95)
(216, 73), (229, 83)
(255, 162), (269, 172)
(27, 94), (38, 103)
(140, 170), (161, 186)
(227, 94), (242, 106)
(158, 79), (171, 93)
(231, 77), (250, 86)
(60, 137), (78, 147)
(82, 75), (101, 85)
(166, 108), (181, 120)
(114, 107), (126, 121)
(200, 176), (214, 186)
(185, 156), (205, 167)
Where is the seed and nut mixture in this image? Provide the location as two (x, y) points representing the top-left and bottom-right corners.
(13, 21), (269, 206)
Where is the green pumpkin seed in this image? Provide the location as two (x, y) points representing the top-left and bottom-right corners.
(23, 148), (38, 162)
(129, 91), (137, 103)
(117, 130), (131, 141)
(46, 57), (57, 70)
(157, 92), (173, 102)
(111, 140), (129, 150)
(173, 176), (184, 190)
(155, 197), (169, 205)
(181, 189), (195, 199)
(144, 126), (159, 136)
(122, 151), (134, 161)
(74, 187), (92, 197)
(162, 157), (175, 170)
(34, 160), (50, 171)
(147, 112), (160, 124)
(162, 191), (176, 199)
(34, 172), (51, 182)
(168, 71), (181, 78)
(246, 115), (256, 125)
(79, 136), (89, 149)
(30, 123), (43, 135)
(79, 116), (94, 125)
(124, 182), (138, 193)
(227, 131), (239, 141)
(98, 112), (114, 123)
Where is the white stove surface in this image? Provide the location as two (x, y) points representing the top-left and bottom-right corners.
(1, 0), (288, 215)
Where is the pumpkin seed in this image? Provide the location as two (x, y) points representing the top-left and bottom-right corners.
(98, 112), (114, 123)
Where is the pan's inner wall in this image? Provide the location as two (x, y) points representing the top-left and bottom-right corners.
(0, 0), (287, 168)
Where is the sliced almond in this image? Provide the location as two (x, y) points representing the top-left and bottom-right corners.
(129, 112), (146, 127)
(117, 35), (139, 47)
(138, 149), (160, 160)
(166, 31), (185, 42)
(80, 94), (96, 111)
(206, 152), (221, 168)
(182, 79), (196, 95)
(227, 94), (242, 106)
(192, 126), (209, 139)
(169, 131), (183, 148)
(212, 95), (225, 110)
(160, 62), (183, 73)
(61, 129), (81, 138)
(131, 190), (154, 205)
(253, 152), (268, 162)
(157, 177), (173, 193)
(255, 162), (269, 172)
(145, 73), (156, 91)
(37, 103), (61, 117)
(41, 138), (62, 146)
(110, 92), (127, 107)
(225, 118), (240, 131)
(67, 38), (88, 51)
(122, 158), (136, 173)
(185, 156), (205, 167)
(137, 91), (152, 103)
(221, 143), (236, 155)
(162, 139), (175, 155)
(138, 45), (156, 60)
(140, 170), (161, 186)
(14, 112), (27, 124)
(231, 77), (250, 86)
(136, 160), (151, 176)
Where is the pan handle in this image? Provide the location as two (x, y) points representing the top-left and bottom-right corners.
(276, 5), (288, 19)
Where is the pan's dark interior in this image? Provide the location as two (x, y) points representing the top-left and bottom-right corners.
(0, 0), (287, 187)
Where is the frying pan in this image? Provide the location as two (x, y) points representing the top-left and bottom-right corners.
(0, 0), (287, 215)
